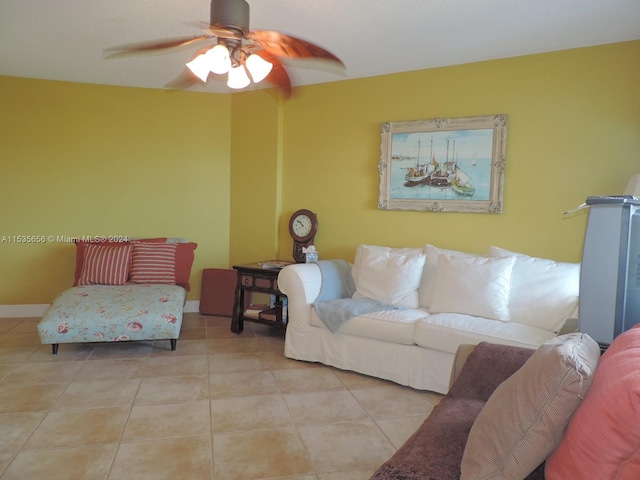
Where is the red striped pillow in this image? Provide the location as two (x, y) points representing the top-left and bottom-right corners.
(129, 242), (177, 285)
(77, 244), (133, 285)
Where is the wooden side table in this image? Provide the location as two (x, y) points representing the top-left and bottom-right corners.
(230, 261), (292, 334)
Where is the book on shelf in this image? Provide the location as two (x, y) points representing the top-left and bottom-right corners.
(259, 306), (282, 322)
(244, 304), (269, 318)
(258, 261), (292, 270)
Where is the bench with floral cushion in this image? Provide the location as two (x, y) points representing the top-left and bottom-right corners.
(37, 238), (196, 354)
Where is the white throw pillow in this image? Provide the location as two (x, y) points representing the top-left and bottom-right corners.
(489, 246), (580, 332)
(429, 254), (516, 322)
(352, 244), (426, 308)
(421, 244), (486, 310)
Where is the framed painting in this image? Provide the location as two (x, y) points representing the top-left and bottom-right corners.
(378, 114), (507, 213)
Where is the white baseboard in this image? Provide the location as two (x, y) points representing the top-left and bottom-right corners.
(0, 301), (201, 318)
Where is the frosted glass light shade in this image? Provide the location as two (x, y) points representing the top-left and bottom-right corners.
(185, 44), (231, 82)
(207, 44), (231, 74)
(186, 54), (211, 82)
(245, 54), (273, 83)
(227, 65), (251, 89)
(623, 174), (640, 197)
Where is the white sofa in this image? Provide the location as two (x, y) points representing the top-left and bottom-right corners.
(277, 244), (580, 394)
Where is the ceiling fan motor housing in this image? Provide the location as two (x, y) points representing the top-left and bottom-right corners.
(210, 0), (249, 31)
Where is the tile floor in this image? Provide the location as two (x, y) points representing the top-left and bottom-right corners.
(0, 314), (442, 480)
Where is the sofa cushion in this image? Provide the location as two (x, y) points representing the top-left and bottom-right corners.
(351, 244), (426, 308)
(460, 333), (600, 480)
(545, 325), (640, 480)
(489, 246), (580, 332)
(129, 242), (177, 285)
(413, 313), (555, 354)
(76, 243), (133, 286)
(309, 307), (428, 345)
(429, 255), (515, 322)
(421, 244), (485, 310)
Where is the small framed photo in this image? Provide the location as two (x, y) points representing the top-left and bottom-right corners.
(378, 114), (507, 213)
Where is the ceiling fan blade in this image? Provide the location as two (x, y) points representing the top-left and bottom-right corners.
(248, 30), (344, 67)
(165, 69), (201, 90)
(105, 35), (214, 59)
(253, 51), (292, 99)
(202, 22), (245, 39)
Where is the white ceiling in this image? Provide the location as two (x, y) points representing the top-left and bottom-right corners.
(1, 0), (639, 94)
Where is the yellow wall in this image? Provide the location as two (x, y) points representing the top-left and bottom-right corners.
(277, 41), (640, 263)
(229, 90), (284, 265)
(0, 77), (231, 304)
(1, 40), (639, 306)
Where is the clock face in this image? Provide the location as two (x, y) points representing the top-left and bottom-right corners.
(292, 214), (312, 237)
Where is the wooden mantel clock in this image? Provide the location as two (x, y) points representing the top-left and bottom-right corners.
(288, 209), (318, 263)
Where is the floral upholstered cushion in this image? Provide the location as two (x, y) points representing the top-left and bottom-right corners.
(38, 284), (187, 344)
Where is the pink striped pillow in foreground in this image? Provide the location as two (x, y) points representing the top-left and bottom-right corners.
(77, 243), (133, 286)
(129, 242), (177, 285)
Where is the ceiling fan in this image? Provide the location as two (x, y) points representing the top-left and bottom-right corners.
(105, 0), (345, 98)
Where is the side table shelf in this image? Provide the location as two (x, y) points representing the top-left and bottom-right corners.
(230, 261), (292, 334)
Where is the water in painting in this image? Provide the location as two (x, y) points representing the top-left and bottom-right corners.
(389, 129), (494, 201)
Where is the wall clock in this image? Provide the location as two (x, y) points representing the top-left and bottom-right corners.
(288, 209), (318, 263)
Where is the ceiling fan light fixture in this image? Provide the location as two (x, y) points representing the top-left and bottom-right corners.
(245, 54), (273, 83)
(227, 64), (251, 89)
(185, 53), (212, 82)
(207, 44), (231, 74)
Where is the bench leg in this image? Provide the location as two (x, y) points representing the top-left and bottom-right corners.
(52, 344), (59, 355)
(170, 339), (177, 351)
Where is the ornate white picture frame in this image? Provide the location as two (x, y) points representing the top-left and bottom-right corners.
(378, 114), (507, 213)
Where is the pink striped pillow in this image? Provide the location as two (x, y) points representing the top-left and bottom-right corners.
(77, 244), (133, 285)
(129, 242), (177, 285)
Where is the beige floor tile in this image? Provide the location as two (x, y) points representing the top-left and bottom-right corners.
(284, 390), (369, 426)
(134, 374), (209, 405)
(208, 353), (265, 373)
(122, 400), (211, 442)
(75, 358), (147, 381)
(0, 444), (117, 480)
(178, 328), (207, 340)
(208, 338), (262, 354)
(0, 319), (22, 335)
(0, 361), (83, 384)
(210, 370), (280, 399)
(143, 354), (208, 377)
(349, 386), (437, 419)
(0, 412), (46, 456)
(52, 378), (141, 411)
(211, 394), (292, 433)
(318, 469), (379, 480)
(151, 339), (210, 357)
(256, 335), (286, 353)
(109, 436), (213, 480)
(0, 383), (67, 414)
(0, 364), (14, 380)
(89, 341), (154, 360)
(375, 415), (429, 449)
(24, 406), (129, 450)
(0, 333), (42, 347)
(0, 318), (447, 479)
(333, 369), (397, 390)
(259, 352), (321, 371)
(213, 427), (313, 480)
(298, 421), (395, 473)
(207, 325), (246, 339)
(0, 346), (38, 364)
(273, 367), (345, 394)
(24, 343), (96, 363)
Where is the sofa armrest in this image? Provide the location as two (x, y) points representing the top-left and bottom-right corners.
(448, 342), (536, 401)
(278, 263), (322, 328)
